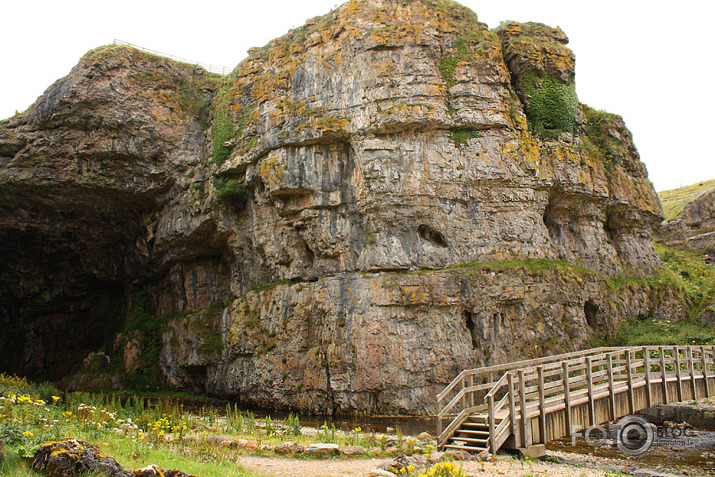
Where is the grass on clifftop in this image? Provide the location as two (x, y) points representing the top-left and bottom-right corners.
(658, 178), (715, 221)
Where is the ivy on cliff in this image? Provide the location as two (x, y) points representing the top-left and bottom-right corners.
(521, 71), (578, 139)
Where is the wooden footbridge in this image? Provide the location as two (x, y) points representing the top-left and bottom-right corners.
(436, 346), (715, 456)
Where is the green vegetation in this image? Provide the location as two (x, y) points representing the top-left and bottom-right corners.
(658, 179), (715, 221)
(446, 257), (597, 278)
(1, 376), (459, 477)
(521, 72), (578, 139)
(582, 104), (629, 169)
(606, 244), (715, 346)
(210, 88), (234, 165)
(609, 317), (712, 347)
(116, 288), (166, 390)
(438, 37), (474, 89)
(213, 177), (247, 211)
(448, 127), (481, 145)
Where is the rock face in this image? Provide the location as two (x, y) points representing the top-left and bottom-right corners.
(0, 0), (667, 414)
(658, 188), (715, 254)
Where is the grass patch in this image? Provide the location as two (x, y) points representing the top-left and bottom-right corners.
(0, 376), (422, 477)
(582, 104), (629, 169)
(658, 179), (715, 221)
(603, 243), (715, 346)
(609, 317), (713, 347)
(448, 127), (481, 145)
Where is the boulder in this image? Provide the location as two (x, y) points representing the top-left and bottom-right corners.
(339, 445), (367, 456)
(305, 443), (340, 455)
(31, 439), (195, 477)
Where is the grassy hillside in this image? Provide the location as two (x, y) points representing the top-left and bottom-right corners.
(658, 179), (715, 221)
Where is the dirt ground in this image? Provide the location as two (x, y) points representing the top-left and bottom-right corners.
(236, 454), (616, 477)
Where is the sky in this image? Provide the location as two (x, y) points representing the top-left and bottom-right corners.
(2, 1), (713, 192)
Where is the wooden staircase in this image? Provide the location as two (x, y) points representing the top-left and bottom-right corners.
(442, 414), (494, 453)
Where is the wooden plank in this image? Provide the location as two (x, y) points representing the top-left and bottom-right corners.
(689, 347), (697, 399)
(643, 346), (653, 408)
(660, 346), (669, 404)
(537, 366), (546, 444)
(586, 357), (595, 427)
(702, 346), (711, 398)
(562, 360), (572, 437)
(519, 369), (529, 447)
(508, 372), (516, 439)
(674, 346), (683, 402)
(488, 394), (496, 456)
(607, 353), (616, 420)
(626, 350), (635, 414)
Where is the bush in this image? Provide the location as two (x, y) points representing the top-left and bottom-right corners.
(214, 178), (247, 211)
(521, 71), (578, 139)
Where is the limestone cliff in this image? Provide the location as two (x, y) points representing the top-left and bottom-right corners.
(0, 0), (669, 414)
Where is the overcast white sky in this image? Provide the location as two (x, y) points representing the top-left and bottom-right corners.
(2, 0), (713, 192)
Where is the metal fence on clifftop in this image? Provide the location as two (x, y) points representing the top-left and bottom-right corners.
(113, 40), (232, 76)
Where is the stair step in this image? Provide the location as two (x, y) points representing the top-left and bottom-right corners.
(455, 429), (489, 437)
(443, 444), (487, 453)
(461, 423), (489, 430)
(462, 420), (489, 426)
(450, 437), (488, 444)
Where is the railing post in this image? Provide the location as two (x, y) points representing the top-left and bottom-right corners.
(674, 346), (683, 402)
(659, 346), (669, 404)
(607, 353), (616, 420)
(586, 357), (595, 427)
(508, 372), (516, 438)
(518, 369), (529, 447)
(488, 394), (496, 456)
(537, 366), (546, 444)
(626, 349), (635, 414)
(643, 346), (653, 408)
(689, 347), (697, 399)
(701, 346), (710, 398)
(468, 374), (475, 408)
(562, 361), (571, 437)
(460, 375), (466, 411)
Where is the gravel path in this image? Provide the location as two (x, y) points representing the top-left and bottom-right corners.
(237, 455), (614, 477)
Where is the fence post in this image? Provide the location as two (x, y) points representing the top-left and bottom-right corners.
(643, 347), (653, 408)
(659, 346), (669, 404)
(537, 366), (546, 444)
(508, 372), (516, 438)
(488, 394), (496, 456)
(518, 369), (529, 447)
(607, 353), (616, 420)
(689, 347), (697, 400)
(562, 361), (571, 437)
(626, 350), (635, 414)
(674, 346), (683, 402)
(586, 357), (595, 427)
(701, 346), (710, 398)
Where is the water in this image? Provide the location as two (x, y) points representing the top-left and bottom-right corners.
(548, 428), (715, 475)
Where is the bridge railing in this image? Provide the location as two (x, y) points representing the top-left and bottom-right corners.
(436, 346), (624, 435)
(437, 345), (715, 452)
